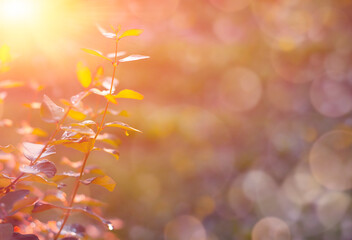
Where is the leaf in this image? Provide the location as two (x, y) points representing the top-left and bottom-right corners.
(68, 109), (87, 121)
(0, 223), (13, 240)
(61, 125), (95, 136)
(51, 136), (95, 153)
(22, 142), (56, 162)
(40, 95), (65, 123)
(19, 175), (57, 187)
(104, 121), (142, 133)
(19, 160), (57, 178)
(105, 94), (117, 104)
(0, 174), (12, 187)
(76, 62), (92, 88)
(81, 48), (112, 62)
(0, 190), (29, 218)
(61, 224), (85, 238)
(119, 55), (150, 63)
(118, 29), (143, 39)
(51, 171), (80, 182)
(0, 144), (16, 153)
(97, 24), (116, 39)
(0, 80), (24, 88)
(114, 89), (144, 100)
(33, 202), (112, 229)
(12, 195), (38, 213)
(107, 51), (126, 59)
(81, 176), (116, 192)
(74, 194), (104, 206)
(97, 133), (121, 147)
(70, 91), (90, 106)
(0, 44), (11, 63)
(12, 233), (39, 240)
(94, 148), (119, 161)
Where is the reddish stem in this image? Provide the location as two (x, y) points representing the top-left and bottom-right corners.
(54, 40), (119, 239)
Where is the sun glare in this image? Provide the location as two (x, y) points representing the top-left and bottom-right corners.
(1, 0), (39, 23)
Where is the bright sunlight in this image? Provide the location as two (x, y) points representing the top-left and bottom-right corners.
(1, 0), (39, 23)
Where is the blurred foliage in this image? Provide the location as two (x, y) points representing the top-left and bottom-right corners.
(2, 0), (352, 239)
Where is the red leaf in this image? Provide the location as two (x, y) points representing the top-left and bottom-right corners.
(0, 190), (29, 218)
(20, 160), (57, 178)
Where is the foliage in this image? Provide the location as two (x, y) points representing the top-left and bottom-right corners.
(0, 25), (148, 239)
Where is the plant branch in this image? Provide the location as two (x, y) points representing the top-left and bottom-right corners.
(54, 40), (119, 240)
(3, 106), (72, 193)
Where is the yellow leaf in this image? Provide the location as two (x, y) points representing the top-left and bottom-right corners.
(81, 48), (113, 62)
(0, 144), (16, 153)
(68, 109), (87, 121)
(19, 175), (57, 186)
(0, 44), (11, 63)
(105, 94), (117, 104)
(118, 29), (143, 39)
(77, 62), (92, 88)
(0, 80), (24, 88)
(114, 89), (144, 100)
(87, 176), (116, 192)
(104, 121), (142, 133)
(32, 128), (48, 137)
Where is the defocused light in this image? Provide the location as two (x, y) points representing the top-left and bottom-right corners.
(1, 0), (39, 23)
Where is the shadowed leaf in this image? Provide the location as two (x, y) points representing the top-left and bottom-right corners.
(114, 89), (144, 100)
(33, 202), (112, 229)
(40, 95), (65, 123)
(119, 55), (149, 63)
(22, 142), (56, 162)
(0, 223), (13, 239)
(12, 233), (39, 240)
(20, 160), (57, 178)
(0, 190), (29, 218)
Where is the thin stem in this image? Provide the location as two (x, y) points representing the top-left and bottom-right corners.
(54, 40), (119, 240)
(4, 106), (72, 193)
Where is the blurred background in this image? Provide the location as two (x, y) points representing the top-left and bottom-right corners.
(1, 0), (352, 239)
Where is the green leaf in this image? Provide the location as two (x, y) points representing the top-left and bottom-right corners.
(76, 62), (92, 88)
(81, 48), (112, 62)
(114, 89), (144, 100)
(104, 121), (142, 133)
(118, 29), (143, 39)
